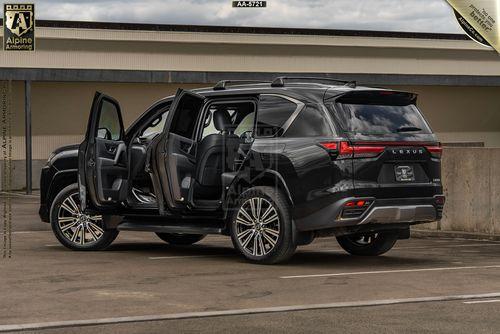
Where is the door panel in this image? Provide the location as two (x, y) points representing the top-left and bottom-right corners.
(151, 89), (205, 212)
(166, 133), (197, 204)
(78, 92), (127, 211)
(95, 138), (128, 202)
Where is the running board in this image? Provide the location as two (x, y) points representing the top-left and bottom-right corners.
(117, 221), (224, 235)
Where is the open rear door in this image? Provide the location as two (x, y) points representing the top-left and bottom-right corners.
(151, 89), (206, 213)
(78, 92), (128, 212)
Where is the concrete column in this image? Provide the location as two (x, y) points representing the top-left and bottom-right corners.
(25, 80), (32, 194)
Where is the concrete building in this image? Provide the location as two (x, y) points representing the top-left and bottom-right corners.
(1, 20), (500, 190)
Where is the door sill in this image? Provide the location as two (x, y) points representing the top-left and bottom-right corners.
(190, 199), (221, 211)
(117, 220), (224, 235)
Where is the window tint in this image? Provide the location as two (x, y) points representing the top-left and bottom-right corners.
(234, 112), (255, 137)
(284, 104), (333, 137)
(170, 94), (204, 139)
(97, 99), (121, 140)
(256, 95), (297, 137)
(335, 103), (432, 135)
(201, 107), (219, 139)
(200, 101), (256, 139)
(141, 110), (168, 138)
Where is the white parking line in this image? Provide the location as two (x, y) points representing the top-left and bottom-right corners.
(415, 235), (500, 243)
(398, 243), (500, 249)
(149, 254), (230, 260)
(315, 243), (500, 254)
(403, 243), (500, 248)
(1, 292), (500, 332)
(280, 264), (500, 279)
(0, 191), (39, 198)
(12, 231), (51, 234)
(463, 299), (500, 304)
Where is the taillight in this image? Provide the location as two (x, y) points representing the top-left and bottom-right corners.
(425, 144), (442, 158)
(341, 199), (372, 219)
(318, 142), (338, 151)
(434, 195), (445, 205)
(340, 141), (385, 158)
(321, 141), (441, 159)
(319, 141), (385, 159)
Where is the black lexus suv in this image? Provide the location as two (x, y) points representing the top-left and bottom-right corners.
(39, 77), (445, 264)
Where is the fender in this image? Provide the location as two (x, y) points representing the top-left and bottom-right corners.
(223, 168), (294, 220)
(48, 169), (78, 202)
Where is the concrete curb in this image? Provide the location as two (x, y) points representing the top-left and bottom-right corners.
(412, 229), (500, 242)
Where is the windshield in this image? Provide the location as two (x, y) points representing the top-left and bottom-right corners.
(333, 103), (432, 135)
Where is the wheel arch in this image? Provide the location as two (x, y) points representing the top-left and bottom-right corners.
(224, 169), (294, 220)
(47, 169), (78, 214)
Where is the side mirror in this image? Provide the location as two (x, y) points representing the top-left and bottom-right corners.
(241, 130), (254, 144)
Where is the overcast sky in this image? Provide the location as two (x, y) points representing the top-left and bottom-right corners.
(22, 0), (461, 33)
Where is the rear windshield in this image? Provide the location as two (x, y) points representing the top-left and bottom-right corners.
(333, 103), (432, 135)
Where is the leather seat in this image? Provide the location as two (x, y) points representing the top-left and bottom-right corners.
(195, 109), (240, 188)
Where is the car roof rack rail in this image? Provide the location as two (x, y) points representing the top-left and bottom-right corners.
(270, 76), (357, 88)
(213, 80), (270, 90)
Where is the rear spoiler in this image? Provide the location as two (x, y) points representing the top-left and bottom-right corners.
(325, 90), (418, 106)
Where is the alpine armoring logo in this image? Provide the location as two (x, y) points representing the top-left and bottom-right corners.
(3, 3), (35, 51)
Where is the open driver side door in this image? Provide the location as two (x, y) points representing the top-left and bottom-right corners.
(78, 92), (128, 212)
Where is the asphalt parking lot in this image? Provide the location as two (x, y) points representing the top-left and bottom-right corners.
(1, 194), (500, 333)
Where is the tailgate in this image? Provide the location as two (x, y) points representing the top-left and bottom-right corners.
(329, 90), (443, 199)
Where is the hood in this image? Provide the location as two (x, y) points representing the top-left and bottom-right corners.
(52, 144), (79, 155)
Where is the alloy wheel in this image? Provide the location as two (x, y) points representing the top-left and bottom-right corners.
(235, 197), (280, 256)
(57, 192), (104, 245)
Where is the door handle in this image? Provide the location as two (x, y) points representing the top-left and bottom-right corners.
(105, 144), (117, 154)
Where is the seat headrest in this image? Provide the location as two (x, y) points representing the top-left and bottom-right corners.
(213, 109), (231, 132)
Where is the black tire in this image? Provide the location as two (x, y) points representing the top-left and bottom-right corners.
(230, 186), (297, 264)
(336, 231), (398, 256)
(50, 183), (119, 251)
(155, 233), (206, 245)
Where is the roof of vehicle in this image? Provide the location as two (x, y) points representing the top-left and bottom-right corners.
(191, 81), (391, 104)
(126, 80), (412, 136)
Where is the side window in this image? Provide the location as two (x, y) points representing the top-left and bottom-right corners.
(284, 104), (334, 137)
(199, 100), (257, 139)
(170, 94), (204, 139)
(200, 107), (219, 139)
(234, 112), (255, 137)
(97, 99), (121, 140)
(256, 95), (297, 137)
(141, 110), (168, 138)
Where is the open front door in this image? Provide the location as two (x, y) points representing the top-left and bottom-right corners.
(78, 92), (128, 212)
(151, 89), (205, 213)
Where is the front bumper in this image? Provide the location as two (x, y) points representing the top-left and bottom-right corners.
(38, 165), (52, 222)
(295, 195), (444, 231)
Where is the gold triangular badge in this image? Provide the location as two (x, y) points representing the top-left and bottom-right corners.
(446, 0), (499, 52)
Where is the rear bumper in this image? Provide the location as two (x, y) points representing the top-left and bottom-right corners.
(295, 195), (444, 232)
(356, 204), (436, 225)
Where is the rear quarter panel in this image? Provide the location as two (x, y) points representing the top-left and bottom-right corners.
(245, 138), (355, 227)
